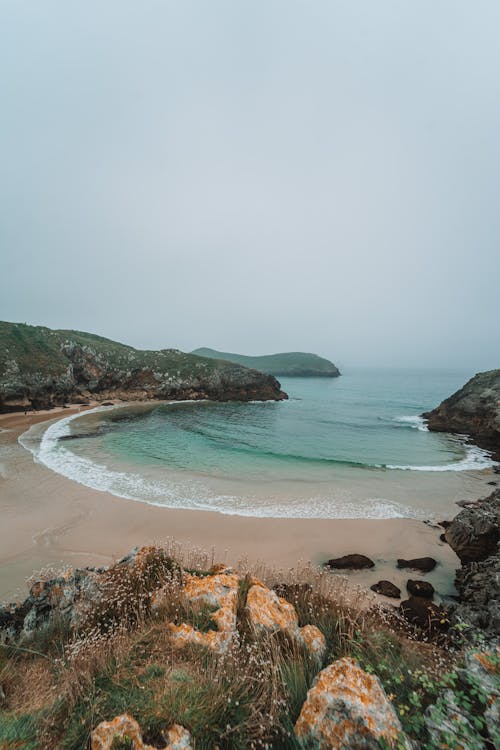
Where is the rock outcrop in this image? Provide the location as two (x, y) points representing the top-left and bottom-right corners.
(445, 489), (499, 563)
(245, 578), (326, 658)
(91, 714), (192, 750)
(423, 369), (500, 460)
(294, 657), (406, 749)
(165, 566), (239, 653)
(445, 490), (500, 634)
(0, 322), (287, 412)
(0, 545), (176, 642)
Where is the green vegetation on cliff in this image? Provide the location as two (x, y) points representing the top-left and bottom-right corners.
(192, 348), (340, 377)
(0, 322), (287, 411)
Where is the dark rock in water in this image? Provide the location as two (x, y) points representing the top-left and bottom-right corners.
(438, 520), (451, 529)
(445, 489), (499, 563)
(325, 554), (375, 570)
(487, 480), (497, 486)
(423, 368), (500, 461)
(370, 580), (401, 598)
(439, 533), (447, 543)
(397, 557), (437, 573)
(406, 580), (434, 599)
(100, 401), (114, 406)
(399, 597), (449, 633)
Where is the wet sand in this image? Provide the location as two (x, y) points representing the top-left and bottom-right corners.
(0, 408), (494, 602)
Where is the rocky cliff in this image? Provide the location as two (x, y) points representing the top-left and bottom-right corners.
(0, 322), (287, 412)
(191, 347), (341, 377)
(444, 489), (500, 635)
(423, 369), (500, 460)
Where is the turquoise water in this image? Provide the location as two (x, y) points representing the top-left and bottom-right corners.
(24, 369), (497, 519)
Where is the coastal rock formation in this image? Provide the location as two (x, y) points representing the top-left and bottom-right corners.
(192, 347), (341, 377)
(445, 489), (499, 563)
(166, 567), (239, 653)
(0, 322), (287, 412)
(370, 581), (401, 598)
(91, 714), (192, 750)
(399, 597), (449, 634)
(444, 490), (500, 634)
(406, 580), (434, 599)
(425, 650), (499, 750)
(246, 579), (326, 659)
(0, 545), (176, 641)
(294, 657), (405, 749)
(423, 369), (500, 460)
(397, 557), (436, 573)
(325, 554), (375, 570)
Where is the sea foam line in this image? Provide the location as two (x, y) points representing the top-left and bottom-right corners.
(393, 415), (429, 432)
(18, 406), (421, 520)
(18, 404), (498, 520)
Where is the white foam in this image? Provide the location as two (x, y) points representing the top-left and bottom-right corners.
(18, 407), (422, 520)
(386, 443), (497, 472)
(18, 404), (497, 520)
(394, 415), (429, 432)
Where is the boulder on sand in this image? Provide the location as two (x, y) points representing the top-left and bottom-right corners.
(397, 557), (436, 573)
(370, 581), (401, 599)
(325, 554), (375, 570)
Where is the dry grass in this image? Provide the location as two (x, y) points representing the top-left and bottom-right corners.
(0, 541), (462, 749)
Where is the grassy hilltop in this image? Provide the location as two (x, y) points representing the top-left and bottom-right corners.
(192, 348), (340, 377)
(0, 322), (287, 412)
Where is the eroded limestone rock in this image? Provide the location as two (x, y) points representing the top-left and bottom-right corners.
(167, 569), (239, 653)
(294, 657), (405, 749)
(246, 581), (326, 658)
(91, 714), (192, 750)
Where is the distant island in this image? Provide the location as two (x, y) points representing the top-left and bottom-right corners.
(192, 348), (341, 377)
(0, 322), (287, 412)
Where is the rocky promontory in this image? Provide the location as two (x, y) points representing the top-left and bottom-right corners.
(0, 322), (287, 412)
(192, 347), (341, 377)
(423, 369), (500, 460)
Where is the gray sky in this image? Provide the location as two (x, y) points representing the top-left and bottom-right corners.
(1, 1), (499, 370)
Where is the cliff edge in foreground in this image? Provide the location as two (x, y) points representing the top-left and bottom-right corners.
(192, 347), (341, 377)
(0, 322), (287, 412)
(423, 369), (500, 460)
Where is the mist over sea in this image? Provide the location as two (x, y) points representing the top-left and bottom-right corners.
(21, 369), (497, 520)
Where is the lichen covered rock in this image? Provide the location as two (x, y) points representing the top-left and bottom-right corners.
(167, 569), (239, 653)
(294, 657), (405, 749)
(246, 581), (326, 659)
(91, 714), (192, 750)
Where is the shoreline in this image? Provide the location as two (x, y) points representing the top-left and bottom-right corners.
(0, 406), (496, 602)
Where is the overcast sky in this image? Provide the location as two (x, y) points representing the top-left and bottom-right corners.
(1, 1), (499, 370)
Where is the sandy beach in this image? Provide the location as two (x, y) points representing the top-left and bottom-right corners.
(0, 407), (495, 602)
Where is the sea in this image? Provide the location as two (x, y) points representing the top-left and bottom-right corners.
(19, 368), (497, 521)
